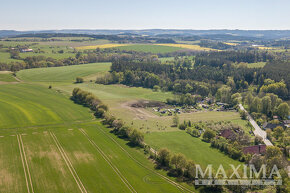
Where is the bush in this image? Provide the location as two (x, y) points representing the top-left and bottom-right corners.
(153, 85), (160, 92)
(158, 148), (171, 167)
(76, 77), (84, 83)
(202, 129), (216, 142)
(178, 123), (186, 130)
(191, 129), (201, 137)
(128, 129), (144, 146)
(94, 108), (105, 118)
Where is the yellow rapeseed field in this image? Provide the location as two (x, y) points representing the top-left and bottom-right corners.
(257, 46), (274, 50)
(155, 44), (216, 51)
(76, 44), (128, 50)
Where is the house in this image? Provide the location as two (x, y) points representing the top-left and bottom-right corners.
(20, 48), (33, 53)
(283, 120), (290, 128)
(243, 144), (266, 155)
(262, 122), (283, 130)
(220, 129), (236, 140)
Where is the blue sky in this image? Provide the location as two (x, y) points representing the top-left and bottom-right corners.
(0, 0), (289, 30)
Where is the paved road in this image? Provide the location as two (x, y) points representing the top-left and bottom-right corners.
(239, 104), (273, 146)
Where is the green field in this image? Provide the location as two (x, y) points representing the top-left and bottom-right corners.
(0, 63), (196, 192)
(0, 84), (92, 129)
(118, 44), (184, 53)
(0, 121), (193, 192)
(0, 52), (22, 63)
(17, 63), (111, 82)
(145, 131), (241, 169)
(247, 62), (266, 68)
(0, 72), (17, 82)
(0, 60), (250, 192)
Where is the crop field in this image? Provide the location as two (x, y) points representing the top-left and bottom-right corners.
(117, 44), (183, 53)
(0, 83), (92, 129)
(76, 44), (128, 50)
(0, 122), (194, 193)
(17, 62), (111, 82)
(156, 44), (216, 51)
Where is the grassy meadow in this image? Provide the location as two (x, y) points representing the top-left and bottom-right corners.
(0, 72), (17, 82)
(145, 131), (241, 169)
(17, 62), (111, 82)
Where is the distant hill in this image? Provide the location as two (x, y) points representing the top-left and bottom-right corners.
(1, 29), (290, 40)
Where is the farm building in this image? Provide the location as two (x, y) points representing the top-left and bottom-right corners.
(283, 120), (290, 128)
(20, 48), (34, 52)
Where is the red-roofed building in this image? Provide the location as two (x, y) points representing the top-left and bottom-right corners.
(243, 144), (266, 155)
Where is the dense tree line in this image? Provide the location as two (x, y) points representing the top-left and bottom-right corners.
(108, 57), (260, 96)
(198, 40), (234, 50)
(260, 61), (290, 97)
(195, 50), (274, 67)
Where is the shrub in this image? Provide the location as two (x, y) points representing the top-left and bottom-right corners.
(178, 123), (186, 130)
(202, 129), (216, 142)
(158, 148), (171, 167)
(76, 77), (84, 83)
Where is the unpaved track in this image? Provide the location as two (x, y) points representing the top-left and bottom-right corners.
(17, 134), (34, 193)
(79, 128), (137, 193)
(50, 132), (88, 193)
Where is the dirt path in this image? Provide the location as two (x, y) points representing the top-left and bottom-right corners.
(79, 128), (137, 193)
(120, 100), (158, 120)
(17, 134), (34, 193)
(50, 132), (87, 193)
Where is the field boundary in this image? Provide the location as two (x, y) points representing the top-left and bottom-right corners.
(97, 126), (194, 193)
(50, 132), (88, 193)
(79, 128), (137, 193)
(17, 134), (34, 193)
